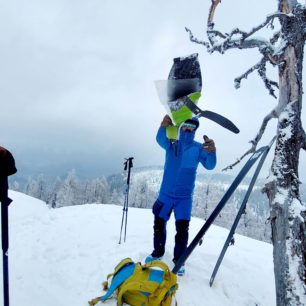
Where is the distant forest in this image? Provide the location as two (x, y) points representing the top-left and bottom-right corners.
(10, 167), (306, 243)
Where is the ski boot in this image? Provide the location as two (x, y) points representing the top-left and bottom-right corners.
(145, 255), (163, 263)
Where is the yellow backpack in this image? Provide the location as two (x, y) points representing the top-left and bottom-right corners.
(89, 258), (178, 306)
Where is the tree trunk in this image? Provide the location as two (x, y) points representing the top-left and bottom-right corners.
(265, 41), (306, 304)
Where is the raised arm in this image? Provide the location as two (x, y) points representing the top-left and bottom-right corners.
(156, 115), (173, 150)
(199, 135), (217, 170)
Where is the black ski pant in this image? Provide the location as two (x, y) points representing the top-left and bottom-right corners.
(152, 216), (190, 263)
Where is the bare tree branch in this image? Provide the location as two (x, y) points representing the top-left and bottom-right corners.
(206, 28), (275, 54)
(191, 0), (299, 171)
(242, 12), (288, 40)
(207, 26), (248, 46)
(270, 31), (281, 44)
(258, 62), (279, 98)
(234, 58), (266, 89)
(185, 27), (211, 49)
(207, 0), (286, 36)
(250, 109), (278, 146)
(234, 57), (279, 98)
(222, 109), (278, 171)
(206, 0), (290, 57)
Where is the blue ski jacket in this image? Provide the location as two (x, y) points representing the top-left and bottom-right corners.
(157, 125), (216, 200)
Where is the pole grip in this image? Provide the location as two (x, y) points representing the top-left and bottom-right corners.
(125, 157), (134, 186)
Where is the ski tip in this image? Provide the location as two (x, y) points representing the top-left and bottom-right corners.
(209, 277), (214, 287)
(224, 123), (240, 134)
(233, 127), (240, 134)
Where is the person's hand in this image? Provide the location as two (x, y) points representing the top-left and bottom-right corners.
(203, 135), (216, 153)
(161, 115), (173, 127)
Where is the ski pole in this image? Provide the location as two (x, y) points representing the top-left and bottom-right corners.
(118, 197), (126, 245)
(0, 177), (12, 306)
(0, 146), (17, 306)
(123, 193), (129, 243)
(209, 136), (276, 286)
(119, 191), (129, 244)
(172, 145), (269, 274)
(118, 157), (134, 244)
(123, 157), (134, 242)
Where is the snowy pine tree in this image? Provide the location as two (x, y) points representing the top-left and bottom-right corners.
(25, 174), (48, 202)
(47, 176), (62, 208)
(55, 170), (83, 207)
(84, 177), (110, 204)
(129, 172), (157, 209)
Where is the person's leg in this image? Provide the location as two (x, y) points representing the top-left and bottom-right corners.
(173, 219), (190, 262)
(152, 216), (166, 257)
(148, 198), (173, 259)
(173, 198), (192, 262)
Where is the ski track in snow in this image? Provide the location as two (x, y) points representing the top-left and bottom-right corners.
(1, 191), (276, 306)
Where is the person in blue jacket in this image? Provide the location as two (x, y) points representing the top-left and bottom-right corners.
(146, 115), (216, 275)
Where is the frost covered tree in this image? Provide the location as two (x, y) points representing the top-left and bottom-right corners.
(10, 180), (20, 192)
(25, 174), (48, 202)
(130, 178), (155, 208)
(186, 0), (306, 304)
(56, 169), (83, 207)
(84, 177), (110, 204)
(47, 176), (62, 208)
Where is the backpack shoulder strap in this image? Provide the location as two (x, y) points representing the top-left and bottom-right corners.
(100, 259), (135, 302)
(103, 257), (135, 289)
(114, 258), (134, 274)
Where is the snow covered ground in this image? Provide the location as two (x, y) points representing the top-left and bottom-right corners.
(1, 191), (276, 306)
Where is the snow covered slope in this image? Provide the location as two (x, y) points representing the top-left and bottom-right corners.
(2, 191), (275, 306)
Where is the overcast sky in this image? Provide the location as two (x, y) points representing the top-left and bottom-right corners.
(1, 0), (305, 181)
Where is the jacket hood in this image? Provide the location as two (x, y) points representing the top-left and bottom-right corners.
(184, 117), (199, 129)
(179, 129), (195, 144)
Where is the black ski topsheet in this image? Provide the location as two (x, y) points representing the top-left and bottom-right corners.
(167, 79), (201, 102)
(209, 137), (275, 286)
(183, 96), (240, 134)
(168, 54), (202, 89)
(167, 54), (202, 102)
(164, 53), (240, 134)
(172, 145), (269, 274)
